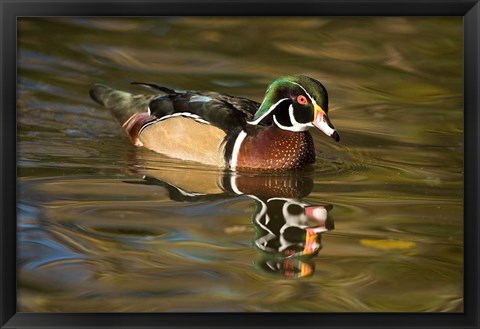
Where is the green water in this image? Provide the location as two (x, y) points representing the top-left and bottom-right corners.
(17, 17), (463, 312)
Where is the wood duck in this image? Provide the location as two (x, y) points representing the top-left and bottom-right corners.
(90, 75), (340, 171)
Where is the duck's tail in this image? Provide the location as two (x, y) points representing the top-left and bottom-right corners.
(89, 83), (155, 125)
(90, 83), (159, 146)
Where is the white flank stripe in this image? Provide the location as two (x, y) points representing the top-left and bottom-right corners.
(139, 112), (210, 134)
(157, 112), (211, 124)
(230, 130), (247, 170)
(176, 186), (204, 197)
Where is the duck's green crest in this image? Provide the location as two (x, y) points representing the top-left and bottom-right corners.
(251, 75), (329, 124)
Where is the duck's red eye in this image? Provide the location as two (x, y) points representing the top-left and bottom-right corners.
(296, 95), (308, 105)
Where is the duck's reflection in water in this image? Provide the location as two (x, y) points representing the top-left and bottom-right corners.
(130, 168), (334, 278)
(252, 196), (334, 278)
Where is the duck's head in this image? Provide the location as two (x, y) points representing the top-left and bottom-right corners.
(249, 75), (340, 142)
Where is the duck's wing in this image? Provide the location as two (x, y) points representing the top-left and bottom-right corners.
(90, 82), (260, 130)
(148, 89), (260, 133)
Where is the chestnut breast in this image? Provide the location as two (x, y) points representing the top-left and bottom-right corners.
(236, 126), (315, 170)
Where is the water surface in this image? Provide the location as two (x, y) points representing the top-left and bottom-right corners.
(17, 17), (463, 312)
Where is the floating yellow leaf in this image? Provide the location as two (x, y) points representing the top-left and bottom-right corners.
(360, 239), (416, 250)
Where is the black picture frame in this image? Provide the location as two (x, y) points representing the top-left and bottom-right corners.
(1, 1), (479, 328)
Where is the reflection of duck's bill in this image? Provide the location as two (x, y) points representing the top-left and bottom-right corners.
(282, 258), (314, 278)
(303, 228), (321, 255)
(305, 206), (335, 233)
(305, 206), (327, 221)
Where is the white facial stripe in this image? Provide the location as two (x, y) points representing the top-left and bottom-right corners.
(273, 115), (301, 132)
(273, 113), (310, 132)
(288, 105), (297, 125)
(248, 98), (290, 125)
(289, 105), (311, 131)
(287, 81), (315, 103)
(139, 112), (210, 134)
(273, 115), (290, 130)
(287, 80), (324, 112)
(249, 79), (325, 129)
(230, 130), (247, 170)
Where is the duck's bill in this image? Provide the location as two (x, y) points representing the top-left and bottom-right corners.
(313, 111), (340, 142)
